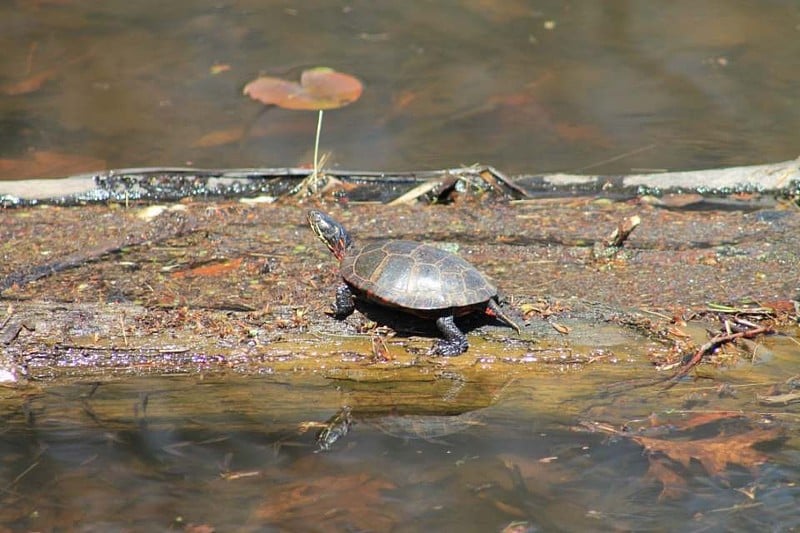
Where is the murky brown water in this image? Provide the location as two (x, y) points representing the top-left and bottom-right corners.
(1, 1), (799, 178)
(2, 2), (800, 531)
(2, 350), (800, 532)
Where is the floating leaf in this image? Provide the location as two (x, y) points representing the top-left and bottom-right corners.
(243, 67), (363, 110)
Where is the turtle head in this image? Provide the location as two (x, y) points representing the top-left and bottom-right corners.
(307, 210), (353, 262)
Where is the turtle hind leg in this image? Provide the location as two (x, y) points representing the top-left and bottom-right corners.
(487, 298), (521, 334)
(432, 314), (468, 356)
(331, 283), (356, 318)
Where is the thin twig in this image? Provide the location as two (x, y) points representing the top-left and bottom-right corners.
(665, 324), (773, 387)
(7, 461), (39, 488)
(605, 215), (641, 247)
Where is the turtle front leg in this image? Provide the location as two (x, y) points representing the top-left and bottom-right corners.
(432, 314), (468, 356)
(331, 283), (356, 318)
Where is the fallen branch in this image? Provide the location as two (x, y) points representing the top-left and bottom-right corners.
(665, 323), (773, 387)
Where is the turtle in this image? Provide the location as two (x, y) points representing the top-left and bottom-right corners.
(315, 406), (486, 450)
(366, 410), (485, 443)
(307, 210), (521, 355)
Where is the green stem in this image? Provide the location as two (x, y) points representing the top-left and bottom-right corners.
(314, 109), (324, 178)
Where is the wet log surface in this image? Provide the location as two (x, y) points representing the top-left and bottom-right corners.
(0, 176), (798, 383)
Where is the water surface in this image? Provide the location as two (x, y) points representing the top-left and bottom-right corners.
(1, 1), (799, 177)
(2, 358), (799, 531)
(2, 2), (800, 530)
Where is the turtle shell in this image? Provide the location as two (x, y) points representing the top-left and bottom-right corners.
(368, 410), (485, 441)
(341, 240), (497, 311)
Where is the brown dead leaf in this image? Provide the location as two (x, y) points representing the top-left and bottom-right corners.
(254, 472), (396, 530)
(2, 50), (92, 96)
(1, 68), (59, 96)
(184, 524), (215, 533)
(392, 90), (418, 111)
(191, 121), (313, 148)
(646, 457), (688, 501)
(667, 326), (692, 338)
(760, 299), (797, 314)
(370, 334), (392, 361)
(171, 258), (243, 279)
(0, 150), (106, 179)
(553, 121), (611, 147)
(669, 411), (744, 431)
(633, 428), (781, 477)
(191, 127), (245, 148)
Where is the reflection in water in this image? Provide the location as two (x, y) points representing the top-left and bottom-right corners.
(1, 1), (799, 177)
(0, 375), (798, 531)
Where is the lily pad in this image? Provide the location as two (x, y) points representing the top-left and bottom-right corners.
(243, 67), (363, 110)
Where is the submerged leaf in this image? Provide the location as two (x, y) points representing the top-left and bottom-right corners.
(254, 472), (396, 530)
(633, 428), (781, 477)
(191, 127), (246, 148)
(243, 67), (362, 110)
(646, 457), (688, 501)
(1, 69), (59, 96)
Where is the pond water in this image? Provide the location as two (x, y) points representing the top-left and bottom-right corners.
(1, 1), (799, 178)
(2, 2), (800, 531)
(3, 347), (800, 532)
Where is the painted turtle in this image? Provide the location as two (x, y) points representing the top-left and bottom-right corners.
(315, 406), (485, 450)
(307, 210), (521, 355)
